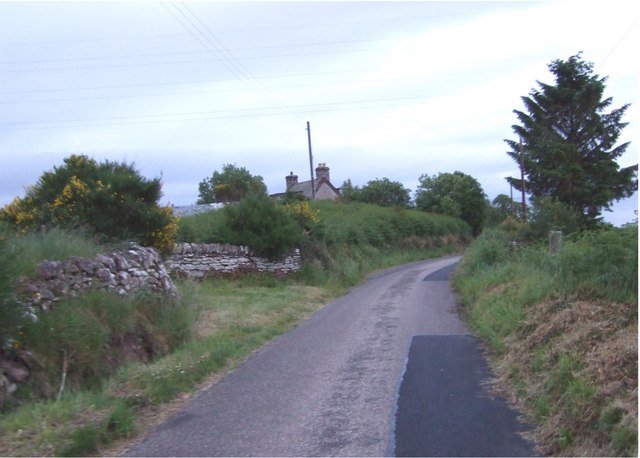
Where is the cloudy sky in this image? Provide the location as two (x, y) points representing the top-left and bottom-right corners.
(1, 1), (638, 225)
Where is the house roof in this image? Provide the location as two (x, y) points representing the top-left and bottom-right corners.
(271, 176), (341, 200)
(289, 176), (340, 199)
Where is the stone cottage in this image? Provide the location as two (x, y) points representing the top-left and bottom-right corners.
(276, 163), (341, 200)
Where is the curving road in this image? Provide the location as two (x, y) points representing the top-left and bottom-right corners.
(125, 255), (536, 457)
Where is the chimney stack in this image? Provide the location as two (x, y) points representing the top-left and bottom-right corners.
(285, 172), (298, 190)
(315, 163), (330, 183)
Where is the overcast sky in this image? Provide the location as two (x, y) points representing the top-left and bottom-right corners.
(1, 1), (638, 225)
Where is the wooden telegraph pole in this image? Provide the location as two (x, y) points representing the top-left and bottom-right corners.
(306, 121), (316, 200)
(509, 179), (514, 217)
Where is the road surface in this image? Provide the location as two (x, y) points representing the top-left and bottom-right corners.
(125, 255), (536, 456)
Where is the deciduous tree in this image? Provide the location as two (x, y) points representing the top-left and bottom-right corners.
(197, 164), (267, 204)
(340, 178), (411, 207)
(415, 171), (486, 235)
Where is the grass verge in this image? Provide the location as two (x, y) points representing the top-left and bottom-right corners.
(0, 276), (336, 456)
(453, 225), (638, 456)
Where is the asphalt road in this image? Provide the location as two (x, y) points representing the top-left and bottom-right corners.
(125, 255), (536, 457)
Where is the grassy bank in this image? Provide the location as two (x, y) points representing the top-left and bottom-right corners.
(452, 224), (637, 456)
(0, 276), (336, 456)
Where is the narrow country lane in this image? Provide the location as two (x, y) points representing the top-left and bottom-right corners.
(124, 255), (535, 457)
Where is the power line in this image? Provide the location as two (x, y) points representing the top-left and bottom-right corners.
(0, 93), (448, 129)
(159, 2), (302, 123)
(0, 37), (404, 66)
(2, 54), (555, 95)
(598, 16), (638, 69)
(12, 67), (628, 106)
(0, 7), (525, 47)
(0, 46), (400, 72)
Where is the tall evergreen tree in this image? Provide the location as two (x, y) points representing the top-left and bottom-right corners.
(505, 53), (637, 225)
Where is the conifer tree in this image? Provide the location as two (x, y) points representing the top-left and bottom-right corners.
(505, 53), (637, 225)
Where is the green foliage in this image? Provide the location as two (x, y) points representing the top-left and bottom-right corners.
(310, 200), (470, 248)
(456, 223), (638, 306)
(453, 223), (638, 455)
(221, 194), (302, 259)
(548, 223), (638, 302)
(197, 163), (267, 204)
(506, 53), (637, 226)
(0, 155), (178, 254)
(1, 200), (472, 455)
(0, 228), (26, 352)
(18, 289), (194, 398)
(293, 200), (470, 288)
(176, 208), (227, 244)
(485, 194), (519, 227)
(1, 227), (106, 353)
(415, 171), (487, 235)
(340, 177), (411, 207)
(525, 196), (582, 240)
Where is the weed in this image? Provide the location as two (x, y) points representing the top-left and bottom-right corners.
(56, 423), (106, 456)
(108, 400), (136, 438)
(556, 427), (574, 449)
(611, 425), (637, 456)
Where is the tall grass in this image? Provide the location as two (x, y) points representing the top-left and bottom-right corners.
(453, 224), (638, 456)
(2, 226), (106, 279)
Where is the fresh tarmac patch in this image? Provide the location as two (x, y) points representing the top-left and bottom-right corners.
(394, 334), (537, 457)
(423, 261), (458, 281)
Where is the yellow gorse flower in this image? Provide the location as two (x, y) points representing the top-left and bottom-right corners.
(284, 201), (320, 225)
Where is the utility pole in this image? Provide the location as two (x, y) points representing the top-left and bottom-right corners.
(306, 121), (316, 200)
(519, 139), (527, 222)
(509, 179), (514, 217)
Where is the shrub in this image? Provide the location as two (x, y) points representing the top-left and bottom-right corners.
(525, 196), (581, 240)
(0, 155), (178, 254)
(221, 194), (303, 259)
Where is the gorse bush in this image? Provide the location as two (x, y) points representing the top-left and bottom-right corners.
(0, 155), (178, 254)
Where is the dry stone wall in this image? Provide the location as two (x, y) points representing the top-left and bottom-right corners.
(167, 242), (301, 278)
(19, 243), (177, 314)
(2, 242), (300, 406)
(18, 242), (301, 313)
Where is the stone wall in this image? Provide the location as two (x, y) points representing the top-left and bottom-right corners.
(167, 242), (301, 279)
(2, 242), (300, 406)
(19, 243), (177, 314)
(18, 242), (301, 314)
